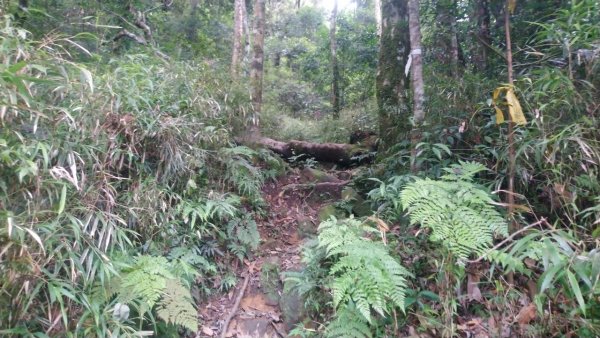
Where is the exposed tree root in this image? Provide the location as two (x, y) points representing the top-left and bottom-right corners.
(219, 262), (256, 338)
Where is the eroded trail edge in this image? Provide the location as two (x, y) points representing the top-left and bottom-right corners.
(199, 167), (355, 337)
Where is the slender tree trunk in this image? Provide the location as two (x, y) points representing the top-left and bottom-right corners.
(436, 0), (460, 77)
(376, 0), (410, 149)
(450, 22), (459, 77)
(375, 0), (382, 37)
(242, 0), (251, 69)
(408, 0), (425, 173)
(330, 0), (341, 118)
(474, 0), (491, 71)
(504, 0), (517, 233)
(249, 0), (265, 136)
(231, 0), (245, 78)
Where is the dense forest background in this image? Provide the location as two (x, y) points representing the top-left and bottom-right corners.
(0, 0), (599, 337)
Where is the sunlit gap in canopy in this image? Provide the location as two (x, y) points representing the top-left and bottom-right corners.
(318, 0), (357, 12)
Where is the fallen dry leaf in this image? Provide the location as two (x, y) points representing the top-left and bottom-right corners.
(516, 303), (537, 326)
(201, 325), (214, 336)
(467, 273), (483, 302)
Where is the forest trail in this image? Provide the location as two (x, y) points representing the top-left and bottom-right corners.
(199, 166), (356, 338)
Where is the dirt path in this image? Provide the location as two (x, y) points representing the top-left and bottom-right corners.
(198, 167), (354, 338)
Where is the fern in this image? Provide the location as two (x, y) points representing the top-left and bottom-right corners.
(227, 216), (260, 250)
(400, 161), (508, 263)
(119, 256), (175, 308)
(156, 279), (197, 331)
(318, 218), (410, 323)
(226, 215), (260, 260)
(168, 246), (217, 276)
(219, 146), (265, 201)
(325, 303), (372, 338)
(109, 255), (198, 332)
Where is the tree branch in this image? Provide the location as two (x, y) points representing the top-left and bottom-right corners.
(112, 29), (147, 45)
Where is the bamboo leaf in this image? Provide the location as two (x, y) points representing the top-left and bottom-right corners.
(566, 270), (586, 315)
(24, 227), (45, 254)
(540, 264), (562, 293)
(79, 67), (94, 93)
(57, 184), (67, 215)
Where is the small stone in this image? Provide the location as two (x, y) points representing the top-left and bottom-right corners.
(201, 325), (214, 336)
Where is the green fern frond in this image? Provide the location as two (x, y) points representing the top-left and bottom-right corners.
(106, 255), (198, 332)
(401, 162), (508, 263)
(318, 218), (410, 323)
(156, 279), (198, 332)
(325, 304), (372, 338)
(119, 256), (174, 308)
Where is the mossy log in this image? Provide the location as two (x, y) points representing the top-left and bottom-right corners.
(255, 137), (373, 166)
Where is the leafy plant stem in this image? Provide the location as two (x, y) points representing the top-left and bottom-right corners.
(466, 217), (549, 264)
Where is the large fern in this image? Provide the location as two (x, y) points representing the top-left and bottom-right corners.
(318, 218), (410, 324)
(400, 162), (508, 263)
(325, 303), (372, 338)
(109, 255), (198, 332)
(156, 279), (198, 331)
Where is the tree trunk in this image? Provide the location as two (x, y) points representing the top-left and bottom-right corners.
(504, 0), (517, 232)
(376, 0), (411, 149)
(474, 0), (491, 71)
(375, 0), (382, 37)
(330, 0), (341, 118)
(242, 0), (251, 69)
(231, 0), (245, 78)
(408, 0), (425, 173)
(249, 0), (266, 136)
(436, 0), (460, 77)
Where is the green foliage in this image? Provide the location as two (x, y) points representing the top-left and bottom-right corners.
(287, 217), (410, 337)
(98, 255), (198, 332)
(325, 303), (372, 338)
(0, 14), (265, 335)
(401, 162), (508, 263)
(489, 229), (600, 318)
(227, 215), (260, 261)
(284, 238), (330, 313)
(155, 279), (198, 332)
(219, 146), (267, 201)
(318, 218), (410, 323)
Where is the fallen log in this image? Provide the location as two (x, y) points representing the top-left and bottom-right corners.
(255, 137), (374, 166)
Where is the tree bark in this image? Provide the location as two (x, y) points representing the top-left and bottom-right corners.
(408, 0), (425, 173)
(249, 0), (266, 136)
(242, 0), (251, 68)
(504, 0), (517, 232)
(330, 0), (341, 118)
(474, 0), (491, 71)
(436, 0), (460, 77)
(231, 0), (245, 78)
(375, 0), (382, 38)
(376, 0), (411, 149)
